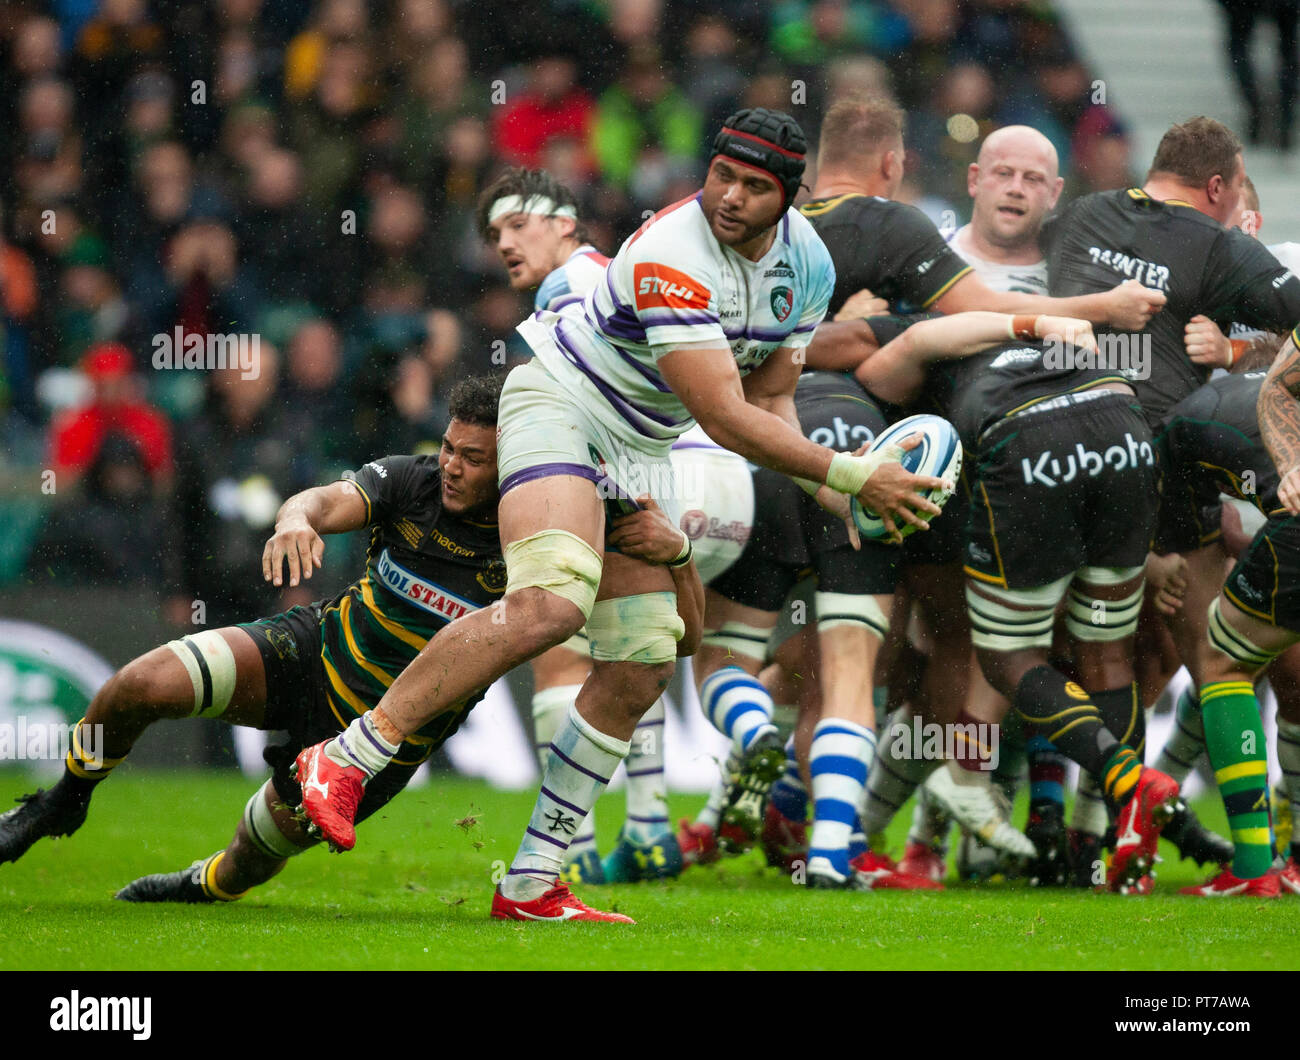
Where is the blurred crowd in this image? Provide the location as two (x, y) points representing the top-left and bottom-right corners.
(0, 0), (1134, 611)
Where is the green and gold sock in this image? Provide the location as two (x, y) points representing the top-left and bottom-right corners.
(1201, 680), (1272, 879)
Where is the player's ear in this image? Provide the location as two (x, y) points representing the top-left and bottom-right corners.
(1048, 175), (1064, 209)
(967, 162), (980, 197)
(555, 215), (576, 240)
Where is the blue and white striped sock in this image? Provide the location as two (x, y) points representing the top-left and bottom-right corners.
(625, 699), (669, 843)
(503, 704), (629, 900)
(700, 666), (777, 754)
(769, 733), (807, 822)
(807, 719), (876, 879)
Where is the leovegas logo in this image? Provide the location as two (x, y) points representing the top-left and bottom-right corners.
(633, 263), (711, 312)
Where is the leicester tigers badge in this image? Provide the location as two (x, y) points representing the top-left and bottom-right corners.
(770, 285), (793, 323)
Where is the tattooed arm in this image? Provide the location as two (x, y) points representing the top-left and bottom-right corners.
(1258, 332), (1300, 513)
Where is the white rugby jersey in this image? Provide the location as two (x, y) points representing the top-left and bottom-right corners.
(948, 224), (1048, 295)
(533, 244), (611, 312)
(519, 193), (835, 443)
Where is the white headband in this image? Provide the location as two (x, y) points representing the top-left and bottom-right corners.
(487, 195), (578, 225)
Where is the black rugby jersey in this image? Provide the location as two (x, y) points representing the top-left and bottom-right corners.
(319, 454), (505, 761)
(1042, 188), (1300, 425)
(925, 340), (1129, 450)
(799, 194), (972, 316)
(1158, 370), (1281, 516)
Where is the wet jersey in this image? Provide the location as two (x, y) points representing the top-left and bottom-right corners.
(320, 455), (506, 755)
(1041, 188), (1300, 424)
(926, 340), (1130, 449)
(799, 193), (972, 315)
(520, 193), (834, 444)
(948, 225), (1049, 296)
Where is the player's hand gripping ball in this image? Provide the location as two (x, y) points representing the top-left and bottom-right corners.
(850, 414), (961, 541)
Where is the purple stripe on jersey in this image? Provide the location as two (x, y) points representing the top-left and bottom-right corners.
(612, 343), (672, 394)
(669, 439), (725, 452)
(553, 319), (680, 435)
(507, 868), (558, 877)
(638, 308), (721, 327)
(550, 742), (611, 784)
(540, 785), (587, 817)
(782, 214), (789, 242)
(722, 325), (796, 341)
(500, 461), (601, 497)
(624, 768), (665, 777)
(792, 321), (818, 334)
(550, 293), (586, 310)
(525, 827), (569, 850)
(626, 813), (669, 822)
(592, 301), (649, 344)
(634, 718), (665, 727)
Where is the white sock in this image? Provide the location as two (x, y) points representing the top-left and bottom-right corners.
(503, 704), (629, 900)
(861, 709), (936, 834)
(532, 684), (597, 856)
(1153, 687), (1204, 785)
(807, 719), (875, 879)
(625, 699), (668, 843)
(697, 752), (739, 831)
(1070, 772), (1108, 837)
(327, 713), (400, 779)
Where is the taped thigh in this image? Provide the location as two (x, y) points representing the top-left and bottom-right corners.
(1207, 596), (1279, 669)
(966, 575), (1071, 652)
(164, 630), (239, 719)
(586, 592), (685, 664)
(1066, 565), (1144, 642)
(816, 590), (889, 641)
(243, 779), (307, 859)
(504, 528), (603, 619)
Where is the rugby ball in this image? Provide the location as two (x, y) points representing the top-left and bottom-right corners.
(849, 413), (962, 541)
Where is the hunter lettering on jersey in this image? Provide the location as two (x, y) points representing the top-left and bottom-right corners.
(1086, 247), (1171, 290)
(633, 263), (712, 311)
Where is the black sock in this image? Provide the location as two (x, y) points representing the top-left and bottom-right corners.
(1091, 684), (1145, 763)
(1014, 665), (1117, 777)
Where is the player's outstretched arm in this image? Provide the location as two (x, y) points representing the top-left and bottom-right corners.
(1259, 332), (1300, 513)
(659, 342), (944, 535)
(934, 271), (1165, 331)
(262, 480), (369, 587)
(857, 311), (1095, 406)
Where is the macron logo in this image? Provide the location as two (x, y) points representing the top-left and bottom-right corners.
(50, 992), (151, 1040)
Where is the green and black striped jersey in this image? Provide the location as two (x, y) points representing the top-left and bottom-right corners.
(320, 454), (506, 764)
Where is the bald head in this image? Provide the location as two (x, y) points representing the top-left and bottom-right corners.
(968, 125), (1063, 251)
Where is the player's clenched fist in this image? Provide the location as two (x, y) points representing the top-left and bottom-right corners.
(1107, 278), (1167, 330)
(1184, 314), (1233, 367)
(263, 517), (325, 587)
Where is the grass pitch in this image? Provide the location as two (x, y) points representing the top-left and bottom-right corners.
(0, 770), (1296, 971)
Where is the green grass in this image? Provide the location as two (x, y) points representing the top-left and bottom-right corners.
(0, 770), (1296, 970)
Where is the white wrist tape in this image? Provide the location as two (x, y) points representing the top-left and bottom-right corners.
(826, 446), (903, 495)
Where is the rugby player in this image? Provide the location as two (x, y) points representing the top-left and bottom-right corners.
(293, 108), (948, 924)
(1151, 368), (1297, 895)
(1175, 328), (1300, 894)
(1042, 116), (1300, 429)
(477, 168), (755, 884)
(691, 370), (945, 889)
(803, 110), (1137, 879)
(0, 375), (701, 901)
(859, 310), (1185, 893)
